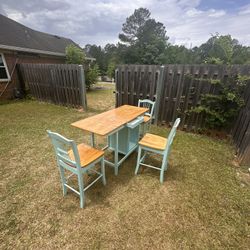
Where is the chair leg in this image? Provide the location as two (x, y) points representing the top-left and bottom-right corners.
(135, 146), (142, 175)
(143, 121), (150, 134)
(160, 156), (168, 184)
(164, 161), (169, 171)
(160, 168), (165, 184)
(140, 122), (149, 137)
(77, 173), (85, 208)
(148, 120), (151, 132)
(114, 131), (119, 176)
(114, 166), (118, 176)
(139, 124), (142, 138)
(101, 158), (106, 185)
(59, 166), (67, 196)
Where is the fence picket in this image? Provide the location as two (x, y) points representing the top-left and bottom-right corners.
(18, 63), (87, 109)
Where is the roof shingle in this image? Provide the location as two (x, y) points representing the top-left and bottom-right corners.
(0, 14), (78, 56)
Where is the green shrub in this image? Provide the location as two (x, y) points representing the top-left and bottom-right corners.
(190, 75), (249, 129)
(85, 64), (100, 89)
(107, 62), (116, 79)
(65, 44), (99, 89)
(65, 44), (85, 64)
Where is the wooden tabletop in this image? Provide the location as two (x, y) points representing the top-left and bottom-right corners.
(71, 105), (148, 136)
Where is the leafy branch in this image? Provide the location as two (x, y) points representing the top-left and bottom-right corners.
(189, 74), (249, 129)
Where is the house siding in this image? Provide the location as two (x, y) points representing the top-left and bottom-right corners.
(0, 49), (65, 99)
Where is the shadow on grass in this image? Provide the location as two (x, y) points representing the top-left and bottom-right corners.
(134, 153), (185, 182)
(0, 99), (27, 106)
(61, 151), (185, 209)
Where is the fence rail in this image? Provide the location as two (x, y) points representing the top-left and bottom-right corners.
(115, 64), (250, 165)
(18, 63), (87, 109)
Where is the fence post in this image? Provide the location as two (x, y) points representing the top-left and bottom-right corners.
(154, 66), (165, 125)
(78, 65), (87, 110)
(114, 68), (118, 107)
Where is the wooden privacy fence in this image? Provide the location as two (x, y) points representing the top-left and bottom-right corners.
(115, 64), (250, 128)
(232, 82), (250, 165)
(115, 64), (250, 165)
(18, 63), (87, 109)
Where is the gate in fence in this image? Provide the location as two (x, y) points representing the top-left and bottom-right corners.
(18, 63), (87, 109)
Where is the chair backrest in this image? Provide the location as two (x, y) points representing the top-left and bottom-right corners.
(138, 99), (156, 118)
(47, 130), (81, 170)
(165, 118), (181, 153)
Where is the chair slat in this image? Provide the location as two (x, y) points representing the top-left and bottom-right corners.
(138, 99), (156, 134)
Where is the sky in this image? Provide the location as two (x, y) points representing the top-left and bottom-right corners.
(0, 0), (250, 48)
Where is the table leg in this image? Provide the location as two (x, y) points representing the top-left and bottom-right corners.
(114, 131), (119, 175)
(90, 133), (95, 147)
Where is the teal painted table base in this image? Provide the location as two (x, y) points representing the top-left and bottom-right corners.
(108, 116), (143, 175)
(91, 116), (144, 175)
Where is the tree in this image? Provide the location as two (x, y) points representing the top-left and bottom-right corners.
(204, 57), (224, 65)
(84, 44), (106, 73)
(104, 44), (118, 61)
(163, 45), (195, 64)
(119, 8), (150, 44)
(84, 11), (250, 69)
(65, 44), (99, 89)
(65, 44), (85, 64)
(215, 35), (237, 63)
(232, 45), (250, 64)
(119, 8), (169, 64)
(107, 62), (116, 80)
(198, 34), (239, 64)
(85, 64), (100, 89)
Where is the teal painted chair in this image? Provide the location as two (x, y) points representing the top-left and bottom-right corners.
(135, 118), (180, 183)
(138, 99), (156, 134)
(47, 130), (106, 208)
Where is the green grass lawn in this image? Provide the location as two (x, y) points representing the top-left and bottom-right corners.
(0, 83), (249, 249)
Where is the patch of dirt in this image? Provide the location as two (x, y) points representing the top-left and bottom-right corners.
(199, 129), (230, 140)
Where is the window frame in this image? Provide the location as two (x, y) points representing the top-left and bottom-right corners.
(0, 53), (11, 82)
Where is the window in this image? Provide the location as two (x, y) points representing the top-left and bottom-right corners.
(0, 53), (10, 82)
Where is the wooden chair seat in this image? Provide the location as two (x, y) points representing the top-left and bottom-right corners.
(139, 133), (167, 151)
(68, 143), (104, 167)
(143, 115), (151, 123)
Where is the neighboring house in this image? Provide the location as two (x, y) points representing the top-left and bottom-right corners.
(0, 14), (95, 99)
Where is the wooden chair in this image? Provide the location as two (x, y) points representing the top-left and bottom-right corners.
(135, 118), (180, 183)
(47, 130), (106, 208)
(138, 99), (156, 134)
